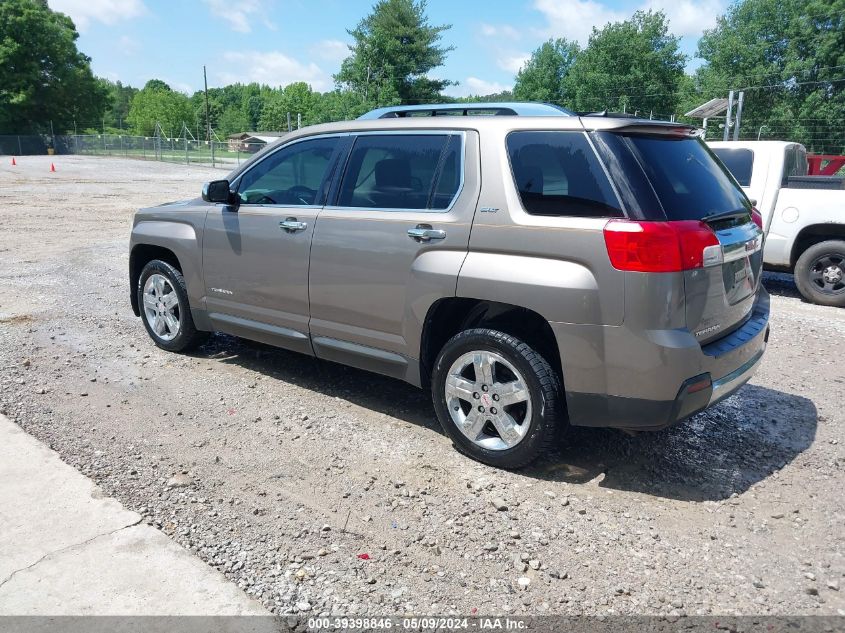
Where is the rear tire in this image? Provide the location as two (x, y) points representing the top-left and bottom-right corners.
(794, 240), (845, 307)
(137, 260), (208, 352)
(431, 328), (565, 469)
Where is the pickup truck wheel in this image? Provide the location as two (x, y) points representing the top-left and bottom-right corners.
(795, 240), (845, 307)
(431, 328), (564, 469)
(138, 260), (207, 352)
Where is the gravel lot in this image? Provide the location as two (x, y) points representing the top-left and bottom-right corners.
(1, 155), (843, 617)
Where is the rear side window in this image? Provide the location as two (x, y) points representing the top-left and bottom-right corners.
(507, 131), (623, 217)
(782, 144), (808, 185)
(711, 148), (754, 187)
(595, 133), (751, 221)
(338, 134), (461, 210)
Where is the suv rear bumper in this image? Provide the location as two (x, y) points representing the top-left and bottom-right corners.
(552, 287), (770, 431)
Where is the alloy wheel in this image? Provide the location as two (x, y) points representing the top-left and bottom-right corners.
(444, 350), (533, 451)
(142, 273), (181, 341)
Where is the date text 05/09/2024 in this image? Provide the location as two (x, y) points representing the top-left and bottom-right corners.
(306, 616), (527, 631)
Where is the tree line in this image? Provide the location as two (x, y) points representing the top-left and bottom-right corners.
(1, 0), (843, 153)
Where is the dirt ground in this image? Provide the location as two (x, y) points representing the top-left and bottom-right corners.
(1, 155), (843, 617)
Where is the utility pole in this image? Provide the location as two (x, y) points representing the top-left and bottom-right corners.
(203, 65), (212, 142)
(723, 90), (735, 141)
(732, 91), (745, 141)
(204, 65), (215, 168)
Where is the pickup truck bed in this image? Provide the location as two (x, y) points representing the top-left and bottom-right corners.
(709, 140), (845, 307)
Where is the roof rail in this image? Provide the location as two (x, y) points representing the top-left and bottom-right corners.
(357, 102), (574, 119)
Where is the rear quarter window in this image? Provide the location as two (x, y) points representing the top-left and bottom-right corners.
(506, 131), (623, 218)
(782, 144), (808, 185)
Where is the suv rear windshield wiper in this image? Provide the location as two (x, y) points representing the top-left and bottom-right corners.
(700, 209), (749, 224)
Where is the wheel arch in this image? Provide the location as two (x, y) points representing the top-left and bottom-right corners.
(791, 224), (845, 268)
(129, 244), (183, 316)
(420, 298), (562, 388)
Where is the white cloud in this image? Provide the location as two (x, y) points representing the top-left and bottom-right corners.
(48, 0), (146, 31)
(310, 39), (350, 63)
(446, 77), (512, 98)
(479, 23), (522, 40)
(117, 35), (140, 56)
(217, 51), (331, 91)
(203, 0), (274, 34)
(534, 0), (728, 44)
(640, 0), (727, 37)
(533, 0), (626, 45)
(497, 53), (530, 75)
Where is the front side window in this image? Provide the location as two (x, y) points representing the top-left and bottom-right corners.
(337, 134), (461, 210)
(237, 136), (338, 205)
(507, 131), (623, 217)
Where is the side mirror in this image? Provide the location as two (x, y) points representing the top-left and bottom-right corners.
(202, 179), (236, 206)
(749, 198), (758, 206)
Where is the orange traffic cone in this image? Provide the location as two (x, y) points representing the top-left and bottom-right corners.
(50, 163), (56, 172)
(11, 157), (16, 166)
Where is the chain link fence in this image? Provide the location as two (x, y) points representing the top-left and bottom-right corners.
(0, 134), (267, 169)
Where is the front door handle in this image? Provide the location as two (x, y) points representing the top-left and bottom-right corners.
(407, 225), (446, 242)
(280, 217), (307, 233)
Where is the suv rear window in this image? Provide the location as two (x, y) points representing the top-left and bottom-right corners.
(594, 133), (751, 221)
(507, 131), (623, 217)
(711, 147), (754, 186)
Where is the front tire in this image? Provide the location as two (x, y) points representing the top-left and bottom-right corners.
(795, 240), (845, 307)
(431, 328), (564, 469)
(137, 260), (207, 352)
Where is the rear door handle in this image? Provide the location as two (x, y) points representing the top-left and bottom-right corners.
(280, 218), (307, 233)
(407, 225), (446, 242)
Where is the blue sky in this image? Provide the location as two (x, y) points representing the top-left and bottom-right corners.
(48, 0), (728, 97)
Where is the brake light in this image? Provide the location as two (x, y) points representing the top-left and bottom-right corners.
(603, 220), (721, 272)
(751, 208), (763, 230)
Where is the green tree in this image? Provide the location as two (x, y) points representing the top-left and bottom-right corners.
(309, 90), (372, 124)
(242, 84), (264, 130)
(126, 80), (193, 137)
(217, 106), (251, 136)
(98, 78), (138, 132)
(564, 10), (686, 114)
(0, 0), (108, 133)
(513, 38), (579, 105)
(454, 90), (514, 103)
(696, 0), (845, 152)
(258, 82), (320, 130)
(335, 0), (455, 105)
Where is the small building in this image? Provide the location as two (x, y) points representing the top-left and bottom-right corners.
(227, 132), (287, 153)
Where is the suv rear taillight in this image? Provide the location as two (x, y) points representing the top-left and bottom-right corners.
(603, 220), (721, 272)
(751, 208), (763, 230)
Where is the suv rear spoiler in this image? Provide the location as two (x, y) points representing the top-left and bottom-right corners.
(579, 118), (703, 137)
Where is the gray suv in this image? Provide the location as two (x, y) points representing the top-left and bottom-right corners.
(129, 103), (770, 469)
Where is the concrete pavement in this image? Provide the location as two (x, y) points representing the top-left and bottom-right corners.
(0, 413), (272, 618)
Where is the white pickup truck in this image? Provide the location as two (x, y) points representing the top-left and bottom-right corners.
(709, 140), (845, 306)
